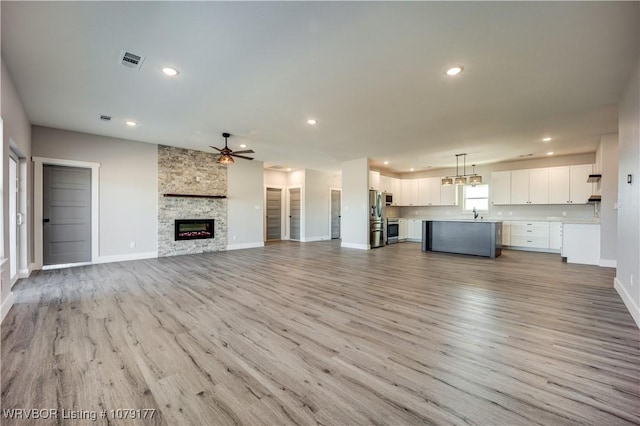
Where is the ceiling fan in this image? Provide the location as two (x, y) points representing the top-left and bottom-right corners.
(210, 132), (254, 164)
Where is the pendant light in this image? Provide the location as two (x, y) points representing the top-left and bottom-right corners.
(442, 153), (482, 186)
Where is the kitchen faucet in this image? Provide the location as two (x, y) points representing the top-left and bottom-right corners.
(473, 207), (478, 220)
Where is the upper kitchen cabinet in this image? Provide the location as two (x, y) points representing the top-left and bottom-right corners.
(418, 177), (441, 206)
(401, 179), (419, 206)
(548, 165), (593, 204)
(491, 171), (511, 205)
(379, 175), (391, 193)
(440, 181), (458, 206)
(369, 171), (380, 190)
(510, 169), (549, 204)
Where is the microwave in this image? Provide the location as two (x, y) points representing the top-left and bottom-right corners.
(385, 193), (393, 205)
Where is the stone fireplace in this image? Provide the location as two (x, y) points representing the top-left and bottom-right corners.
(158, 145), (227, 256)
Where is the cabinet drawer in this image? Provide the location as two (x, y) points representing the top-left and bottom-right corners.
(511, 221), (549, 236)
(510, 235), (550, 249)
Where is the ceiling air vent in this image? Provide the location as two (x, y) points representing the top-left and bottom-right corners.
(119, 50), (145, 70)
(99, 114), (112, 121)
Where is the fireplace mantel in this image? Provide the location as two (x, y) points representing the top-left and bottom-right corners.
(163, 193), (226, 199)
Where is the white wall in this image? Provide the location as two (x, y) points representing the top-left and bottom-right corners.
(304, 169), (340, 241)
(615, 57), (640, 328)
(1, 58), (31, 322)
(596, 134), (619, 265)
(264, 169), (288, 187)
(227, 159), (265, 250)
(32, 126), (158, 260)
(341, 158), (369, 249)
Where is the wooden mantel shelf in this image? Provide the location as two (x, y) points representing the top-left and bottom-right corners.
(163, 193), (227, 199)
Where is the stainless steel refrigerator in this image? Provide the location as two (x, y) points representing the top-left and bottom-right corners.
(369, 190), (386, 248)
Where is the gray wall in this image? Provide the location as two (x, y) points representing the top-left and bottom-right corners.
(32, 126), (158, 258)
(304, 169), (341, 241)
(616, 57), (640, 328)
(341, 158), (369, 249)
(227, 158), (265, 249)
(1, 57), (32, 320)
(596, 134), (619, 263)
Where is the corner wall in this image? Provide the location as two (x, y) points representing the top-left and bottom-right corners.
(227, 159), (264, 250)
(341, 158), (369, 249)
(1, 57), (31, 322)
(615, 56), (640, 328)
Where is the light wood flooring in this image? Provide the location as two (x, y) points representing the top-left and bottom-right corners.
(2, 241), (639, 425)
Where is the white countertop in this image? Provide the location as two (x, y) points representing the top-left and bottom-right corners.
(397, 216), (600, 224)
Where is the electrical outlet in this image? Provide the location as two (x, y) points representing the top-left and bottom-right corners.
(509, 211), (513, 216)
(130, 242), (136, 248)
(497, 211), (502, 216)
(562, 211), (567, 217)
(233, 235), (237, 241)
(631, 274), (634, 287)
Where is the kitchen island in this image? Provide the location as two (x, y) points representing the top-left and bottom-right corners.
(421, 220), (503, 258)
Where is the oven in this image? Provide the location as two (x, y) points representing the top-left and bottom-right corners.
(385, 193), (393, 206)
(386, 218), (399, 244)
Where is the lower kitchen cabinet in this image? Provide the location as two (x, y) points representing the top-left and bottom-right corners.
(562, 223), (600, 265)
(501, 221), (511, 246)
(407, 219), (423, 241)
(398, 219), (408, 241)
(509, 221), (550, 249)
(549, 222), (562, 250)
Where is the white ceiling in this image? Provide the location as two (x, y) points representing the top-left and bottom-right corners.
(2, 2), (638, 173)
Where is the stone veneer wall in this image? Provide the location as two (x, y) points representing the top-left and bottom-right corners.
(158, 145), (227, 256)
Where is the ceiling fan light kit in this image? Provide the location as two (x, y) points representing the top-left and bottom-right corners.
(442, 153), (482, 186)
(211, 132), (255, 164)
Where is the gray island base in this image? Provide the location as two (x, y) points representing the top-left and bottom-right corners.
(421, 220), (503, 258)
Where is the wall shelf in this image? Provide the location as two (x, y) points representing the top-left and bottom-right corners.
(587, 174), (601, 183)
(163, 193), (226, 199)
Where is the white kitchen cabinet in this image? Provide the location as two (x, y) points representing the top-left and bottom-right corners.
(418, 177), (440, 206)
(407, 219), (423, 241)
(369, 171), (380, 190)
(440, 181), (458, 206)
(510, 169), (549, 205)
(569, 164), (594, 204)
(562, 223), (600, 265)
(379, 175), (391, 193)
(549, 222), (562, 250)
(401, 179), (419, 206)
(548, 166), (571, 204)
(502, 221), (511, 246)
(510, 221), (550, 249)
(398, 219), (408, 241)
(548, 164), (593, 204)
(491, 171), (511, 205)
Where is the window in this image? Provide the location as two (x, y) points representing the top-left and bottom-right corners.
(463, 184), (489, 211)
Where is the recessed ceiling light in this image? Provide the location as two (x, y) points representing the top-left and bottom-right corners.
(239, 144), (247, 149)
(383, 161), (389, 165)
(307, 119), (318, 125)
(445, 66), (463, 76)
(410, 168), (415, 172)
(162, 67), (179, 77)
(542, 137), (552, 142)
(547, 151), (554, 156)
(287, 168), (292, 172)
(125, 120), (137, 127)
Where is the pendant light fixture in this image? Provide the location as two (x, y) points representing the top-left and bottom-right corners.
(441, 153), (482, 186)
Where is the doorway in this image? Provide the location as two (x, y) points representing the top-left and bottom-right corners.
(330, 189), (341, 239)
(289, 188), (301, 241)
(43, 165), (92, 266)
(266, 187), (282, 241)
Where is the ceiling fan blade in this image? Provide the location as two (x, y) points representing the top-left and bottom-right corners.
(209, 146), (223, 152)
(231, 154), (254, 160)
(231, 149), (255, 155)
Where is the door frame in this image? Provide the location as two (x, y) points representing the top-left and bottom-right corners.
(264, 186), (286, 241)
(33, 157), (100, 269)
(329, 187), (342, 239)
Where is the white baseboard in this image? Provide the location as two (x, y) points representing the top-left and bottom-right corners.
(226, 242), (265, 251)
(341, 242), (369, 250)
(18, 268), (31, 279)
(95, 251), (158, 264)
(599, 259), (617, 268)
(614, 277), (640, 329)
(1, 292), (15, 324)
(301, 236), (331, 242)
